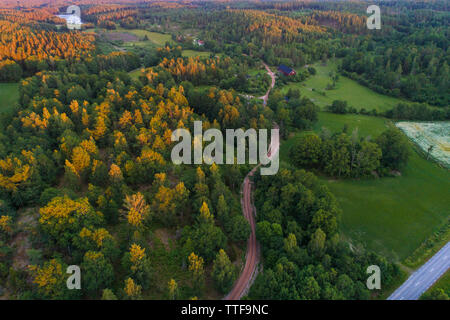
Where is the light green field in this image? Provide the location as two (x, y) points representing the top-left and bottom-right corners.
(282, 61), (408, 112)
(0, 83), (19, 114)
(128, 68), (143, 81)
(124, 29), (173, 46)
(181, 50), (212, 58)
(281, 112), (450, 261)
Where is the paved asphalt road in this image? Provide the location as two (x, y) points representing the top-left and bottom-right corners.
(388, 241), (450, 300)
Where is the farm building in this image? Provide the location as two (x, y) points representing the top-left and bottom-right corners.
(193, 39), (205, 46)
(278, 65), (296, 76)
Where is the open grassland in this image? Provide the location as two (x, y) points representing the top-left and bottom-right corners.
(122, 29), (173, 46)
(181, 49), (212, 58)
(92, 27), (173, 52)
(281, 112), (450, 261)
(0, 83), (19, 115)
(282, 61), (408, 112)
(128, 68), (143, 81)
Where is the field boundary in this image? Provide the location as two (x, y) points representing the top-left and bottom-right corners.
(403, 216), (450, 269)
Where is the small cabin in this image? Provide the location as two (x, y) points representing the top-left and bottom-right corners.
(193, 39), (205, 46)
(278, 65), (296, 76)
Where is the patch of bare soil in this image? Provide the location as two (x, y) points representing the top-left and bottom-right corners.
(11, 208), (38, 270)
(154, 228), (175, 251)
(390, 170), (402, 177)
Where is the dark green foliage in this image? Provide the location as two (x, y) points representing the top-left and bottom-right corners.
(289, 127), (408, 177)
(249, 168), (401, 300)
(376, 128), (410, 171)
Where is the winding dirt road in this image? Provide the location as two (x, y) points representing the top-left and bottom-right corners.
(224, 62), (278, 300)
(260, 62), (276, 105)
(224, 167), (260, 300)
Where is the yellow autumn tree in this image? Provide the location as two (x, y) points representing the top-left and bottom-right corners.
(71, 146), (91, 176)
(39, 196), (103, 247)
(82, 108), (89, 127)
(69, 100), (79, 114)
(80, 137), (98, 155)
(0, 155), (33, 192)
(129, 243), (146, 271)
(109, 163), (123, 182)
(79, 227), (112, 249)
(122, 192), (150, 228)
(124, 277), (142, 300)
(0, 215), (12, 234)
(119, 110), (133, 128)
(28, 259), (66, 299)
(168, 278), (178, 300)
(199, 201), (213, 222)
(188, 252), (204, 279)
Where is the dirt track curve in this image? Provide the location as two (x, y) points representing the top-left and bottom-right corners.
(224, 62), (277, 300)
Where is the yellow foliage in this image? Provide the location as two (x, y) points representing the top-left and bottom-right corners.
(129, 243), (146, 271)
(39, 196), (102, 231)
(196, 167), (205, 183)
(168, 278), (178, 299)
(28, 259), (64, 296)
(0, 215), (12, 233)
(109, 163), (123, 181)
(114, 131), (127, 148)
(199, 201), (212, 221)
(134, 109), (143, 125)
(124, 277), (141, 299)
(137, 148), (165, 166)
(84, 250), (103, 262)
(80, 137), (98, 155)
(119, 110), (133, 128)
(188, 252), (204, 278)
(71, 146), (91, 175)
(88, 116), (107, 140)
(123, 192), (150, 227)
(82, 108), (89, 127)
(80, 227), (112, 247)
(69, 100), (79, 114)
(154, 172), (166, 185)
(65, 159), (79, 177)
(0, 154), (33, 191)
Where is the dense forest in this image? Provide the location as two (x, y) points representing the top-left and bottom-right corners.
(0, 0), (448, 301)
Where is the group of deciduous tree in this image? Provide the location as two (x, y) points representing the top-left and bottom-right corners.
(249, 168), (400, 299)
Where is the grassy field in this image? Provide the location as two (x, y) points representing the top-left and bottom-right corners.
(128, 68), (143, 81)
(181, 50), (212, 58)
(122, 29), (173, 46)
(0, 83), (19, 115)
(281, 61), (408, 112)
(281, 112), (450, 261)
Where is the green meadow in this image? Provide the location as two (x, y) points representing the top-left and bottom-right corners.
(181, 50), (212, 58)
(0, 83), (19, 115)
(281, 112), (450, 261)
(282, 61), (408, 112)
(128, 68), (143, 80)
(124, 29), (173, 46)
